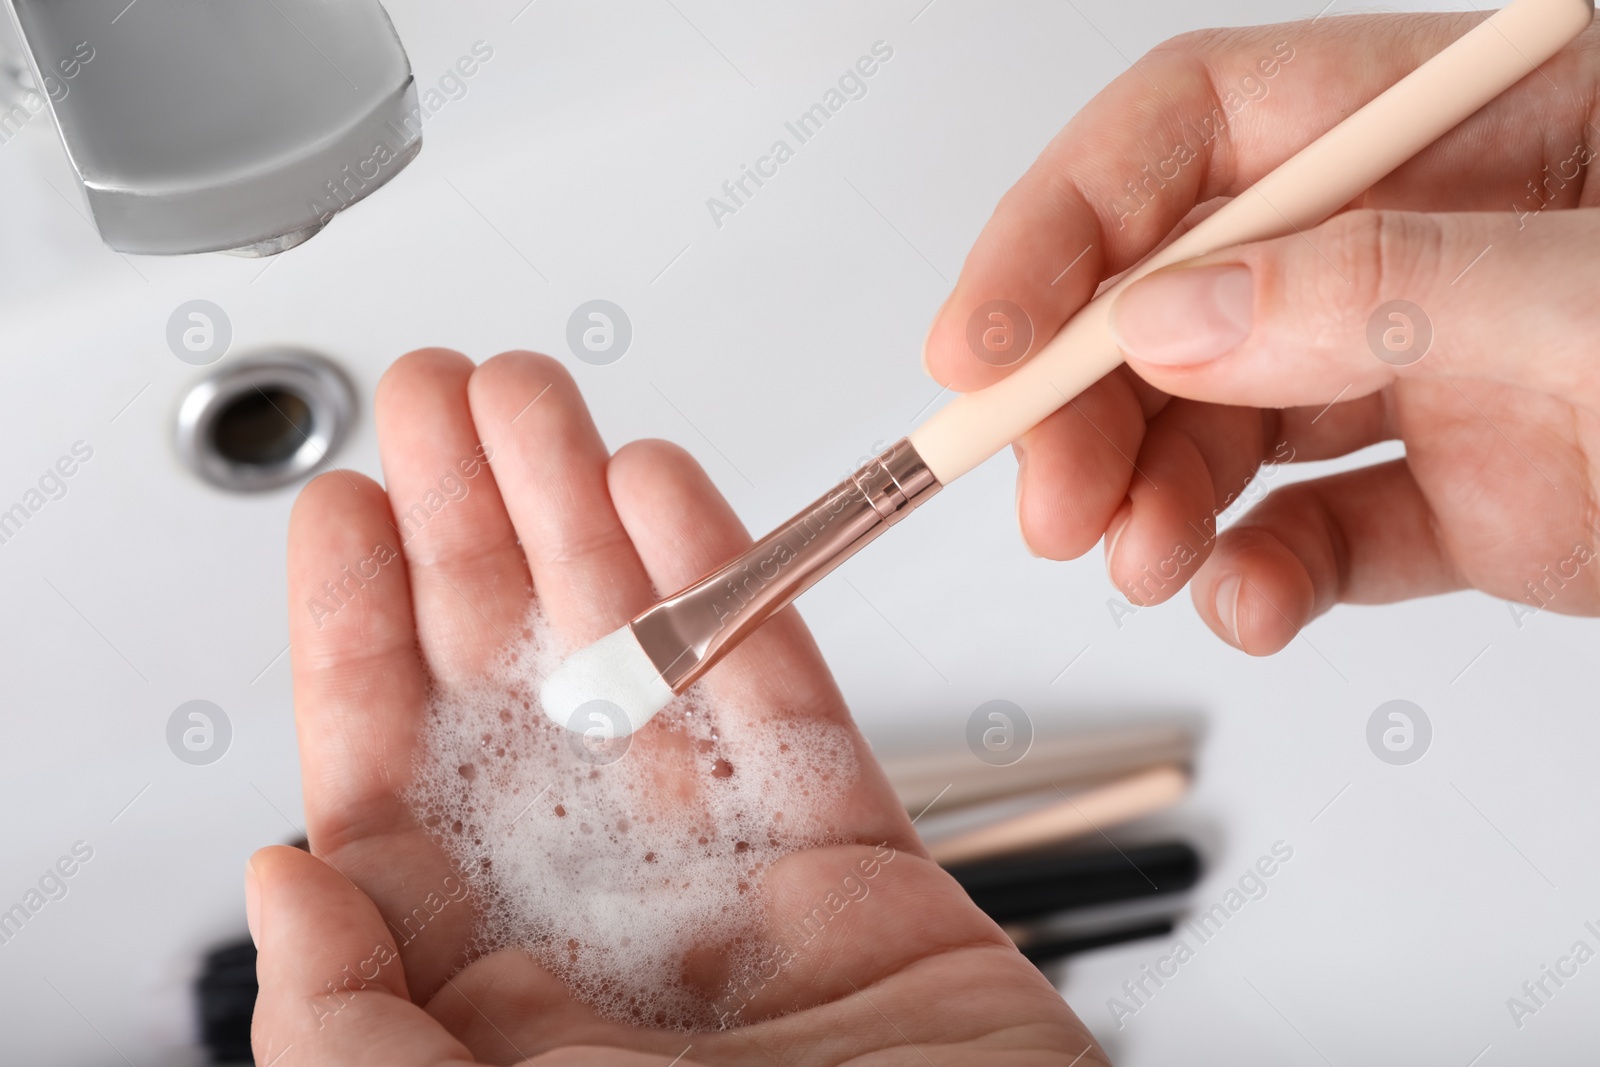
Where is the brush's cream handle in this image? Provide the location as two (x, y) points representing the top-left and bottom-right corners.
(910, 0), (1593, 485)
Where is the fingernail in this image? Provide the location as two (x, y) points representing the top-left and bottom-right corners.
(1110, 264), (1253, 366)
(245, 857), (262, 949)
(1104, 502), (1133, 576)
(1014, 442), (1039, 557)
(1214, 574), (1243, 646)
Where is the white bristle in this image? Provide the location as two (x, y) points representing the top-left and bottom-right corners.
(537, 624), (675, 738)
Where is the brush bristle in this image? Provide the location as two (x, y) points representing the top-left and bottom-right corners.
(537, 624), (675, 737)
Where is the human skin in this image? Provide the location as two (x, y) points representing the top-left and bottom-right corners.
(922, 12), (1600, 652)
(249, 349), (1105, 1066)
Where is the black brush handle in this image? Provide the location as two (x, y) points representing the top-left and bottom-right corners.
(197, 938), (257, 1064)
(948, 841), (1200, 924)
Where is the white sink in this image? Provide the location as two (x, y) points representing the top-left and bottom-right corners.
(1, 1), (1595, 1063)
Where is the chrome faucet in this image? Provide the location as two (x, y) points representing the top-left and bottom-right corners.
(1, 0), (421, 256)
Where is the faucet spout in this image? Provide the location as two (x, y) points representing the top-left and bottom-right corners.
(3, 0), (422, 255)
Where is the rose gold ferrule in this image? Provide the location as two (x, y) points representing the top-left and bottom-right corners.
(629, 437), (941, 693)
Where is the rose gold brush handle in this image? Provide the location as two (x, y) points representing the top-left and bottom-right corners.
(631, 440), (939, 691)
(909, 0), (1594, 485)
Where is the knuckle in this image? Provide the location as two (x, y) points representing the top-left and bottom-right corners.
(1237, 482), (1349, 606)
(1326, 209), (1443, 323)
(536, 519), (634, 569)
(1274, 210), (1444, 349)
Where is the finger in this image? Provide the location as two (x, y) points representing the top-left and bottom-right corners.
(1275, 392), (1392, 462)
(248, 845), (474, 1067)
(467, 352), (655, 644)
(375, 349), (530, 683)
(1014, 369), (1148, 561)
(288, 471), (473, 999)
(1024, 387), (1393, 586)
(606, 439), (917, 848)
(924, 14), (1595, 391)
(1104, 401), (1270, 605)
(1015, 353), (1397, 569)
(1189, 460), (1465, 654)
(289, 471), (425, 842)
(1108, 209), (1600, 428)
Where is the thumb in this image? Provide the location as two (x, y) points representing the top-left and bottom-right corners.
(1105, 207), (1600, 410)
(248, 845), (474, 1066)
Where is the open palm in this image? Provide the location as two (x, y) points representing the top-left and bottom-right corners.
(249, 349), (1104, 1066)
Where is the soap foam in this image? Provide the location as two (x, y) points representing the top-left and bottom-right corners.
(405, 603), (859, 1031)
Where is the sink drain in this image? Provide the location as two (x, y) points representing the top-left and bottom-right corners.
(176, 350), (355, 492)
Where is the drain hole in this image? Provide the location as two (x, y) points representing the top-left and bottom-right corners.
(209, 387), (315, 468)
(176, 349), (354, 492)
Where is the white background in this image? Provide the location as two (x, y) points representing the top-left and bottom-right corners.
(0, 0), (1594, 1063)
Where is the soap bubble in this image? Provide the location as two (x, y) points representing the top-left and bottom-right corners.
(404, 604), (858, 1030)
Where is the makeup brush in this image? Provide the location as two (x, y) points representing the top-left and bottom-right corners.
(998, 884), (1201, 947)
(924, 764), (1189, 865)
(1016, 917), (1177, 968)
(948, 840), (1201, 924)
(540, 0), (1593, 737)
(886, 723), (1194, 814)
(196, 937), (256, 1064)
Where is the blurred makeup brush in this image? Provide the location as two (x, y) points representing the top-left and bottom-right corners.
(886, 723), (1194, 814)
(924, 764), (1189, 866)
